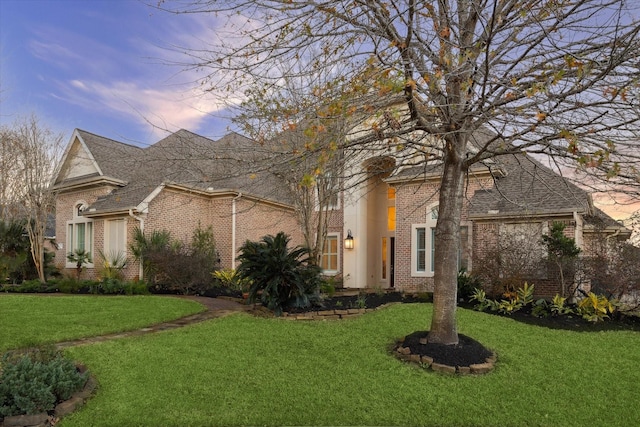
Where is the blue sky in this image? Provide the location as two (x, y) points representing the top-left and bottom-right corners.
(0, 0), (233, 146)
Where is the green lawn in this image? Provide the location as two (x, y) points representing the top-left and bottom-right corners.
(0, 294), (204, 352)
(51, 303), (640, 427)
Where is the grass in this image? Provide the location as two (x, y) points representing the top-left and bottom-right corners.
(0, 294), (204, 352)
(52, 303), (640, 427)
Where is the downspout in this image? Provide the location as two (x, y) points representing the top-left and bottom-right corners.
(129, 209), (145, 280)
(231, 193), (242, 268)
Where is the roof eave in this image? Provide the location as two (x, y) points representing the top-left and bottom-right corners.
(53, 176), (127, 192)
(469, 207), (585, 221)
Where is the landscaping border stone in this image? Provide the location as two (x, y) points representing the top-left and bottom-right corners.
(393, 342), (497, 375)
(280, 302), (401, 320)
(0, 365), (97, 427)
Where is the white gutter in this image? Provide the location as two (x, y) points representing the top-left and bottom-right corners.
(231, 193), (242, 268)
(129, 209), (145, 280)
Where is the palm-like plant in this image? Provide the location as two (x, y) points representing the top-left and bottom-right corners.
(66, 248), (91, 280)
(129, 228), (171, 285)
(97, 250), (127, 281)
(236, 232), (321, 316)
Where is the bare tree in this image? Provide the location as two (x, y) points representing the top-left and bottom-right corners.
(233, 72), (348, 266)
(159, 1), (640, 345)
(1, 115), (64, 282)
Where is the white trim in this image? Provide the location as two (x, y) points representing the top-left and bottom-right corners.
(136, 184), (166, 214)
(66, 201), (95, 269)
(411, 225), (431, 277)
(320, 232), (340, 275)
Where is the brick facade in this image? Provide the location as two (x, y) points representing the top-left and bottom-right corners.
(55, 186), (302, 281)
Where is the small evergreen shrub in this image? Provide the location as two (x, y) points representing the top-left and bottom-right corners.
(0, 347), (88, 417)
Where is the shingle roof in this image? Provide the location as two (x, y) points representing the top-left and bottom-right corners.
(61, 129), (294, 214)
(76, 129), (143, 182)
(468, 152), (592, 218)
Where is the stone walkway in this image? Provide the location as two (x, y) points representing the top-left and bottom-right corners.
(55, 296), (249, 349)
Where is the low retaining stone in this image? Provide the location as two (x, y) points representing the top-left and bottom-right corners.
(281, 303), (399, 320)
(393, 341), (497, 375)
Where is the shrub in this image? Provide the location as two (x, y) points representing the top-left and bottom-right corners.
(471, 283), (535, 315)
(531, 299), (550, 318)
(130, 225), (219, 294)
(541, 222), (581, 297)
(577, 292), (617, 322)
(0, 347), (88, 417)
(237, 232), (322, 316)
(457, 268), (482, 302)
(96, 250), (127, 282)
(473, 227), (546, 298)
(470, 288), (492, 312)
(550, 294), (573, 316)
(213, 269), (250, 292)
(54, 277), (84, 294)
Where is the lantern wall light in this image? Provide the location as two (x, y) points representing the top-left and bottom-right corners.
(344, 229), (354, 250)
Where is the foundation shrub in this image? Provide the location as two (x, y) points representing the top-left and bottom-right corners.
(457, 268), (482, 302)
(474, 227), (546, 298)
(130, 225), (219, 295)
(577, 292), (617, 322)
(237, 232), (322, 316)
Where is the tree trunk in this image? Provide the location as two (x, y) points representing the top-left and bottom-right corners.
(428, 140), (467, 345)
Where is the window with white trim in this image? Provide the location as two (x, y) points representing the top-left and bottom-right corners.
(320, 233), (339, 274)
(411, 205), (438, 276)
(105, 219), (127, 257)
(66, 202), (94, 268)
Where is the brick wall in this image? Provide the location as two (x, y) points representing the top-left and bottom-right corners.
(55, 187), (117, 279)
(472, 216), (578, 297)
(393, 178), (489, 293)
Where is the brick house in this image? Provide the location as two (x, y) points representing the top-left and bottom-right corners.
(53, 129), (302, 281)
(53, 128), (629, 295)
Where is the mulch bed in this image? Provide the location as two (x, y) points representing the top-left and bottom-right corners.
(282, 292), (640, 370)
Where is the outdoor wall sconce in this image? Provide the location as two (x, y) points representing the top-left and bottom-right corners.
(344, 229), (354, 250)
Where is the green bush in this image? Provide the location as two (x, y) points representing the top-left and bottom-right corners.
(213, 269), (250, 292)
(0, 348), (88, 417)
(531, 299), (550, 318)
(237, 232), (322, 316)
(578, 292), (617, 322)
(130, 226), (218, 294)
(471, 283), (535, 315)
(457, 268), (482, 302)
(0, 280), (55, 293)
(550, 294), (573, 316)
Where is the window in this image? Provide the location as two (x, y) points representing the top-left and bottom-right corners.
(66, 202), (94, 268)
(105, 219), (127, 257)
(387, 187), (396, 200)
(411, 204), (438, 276)
(320, 233), (339, 273)
(416, 227), (427, 272)
(387, 206), (396, 231)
